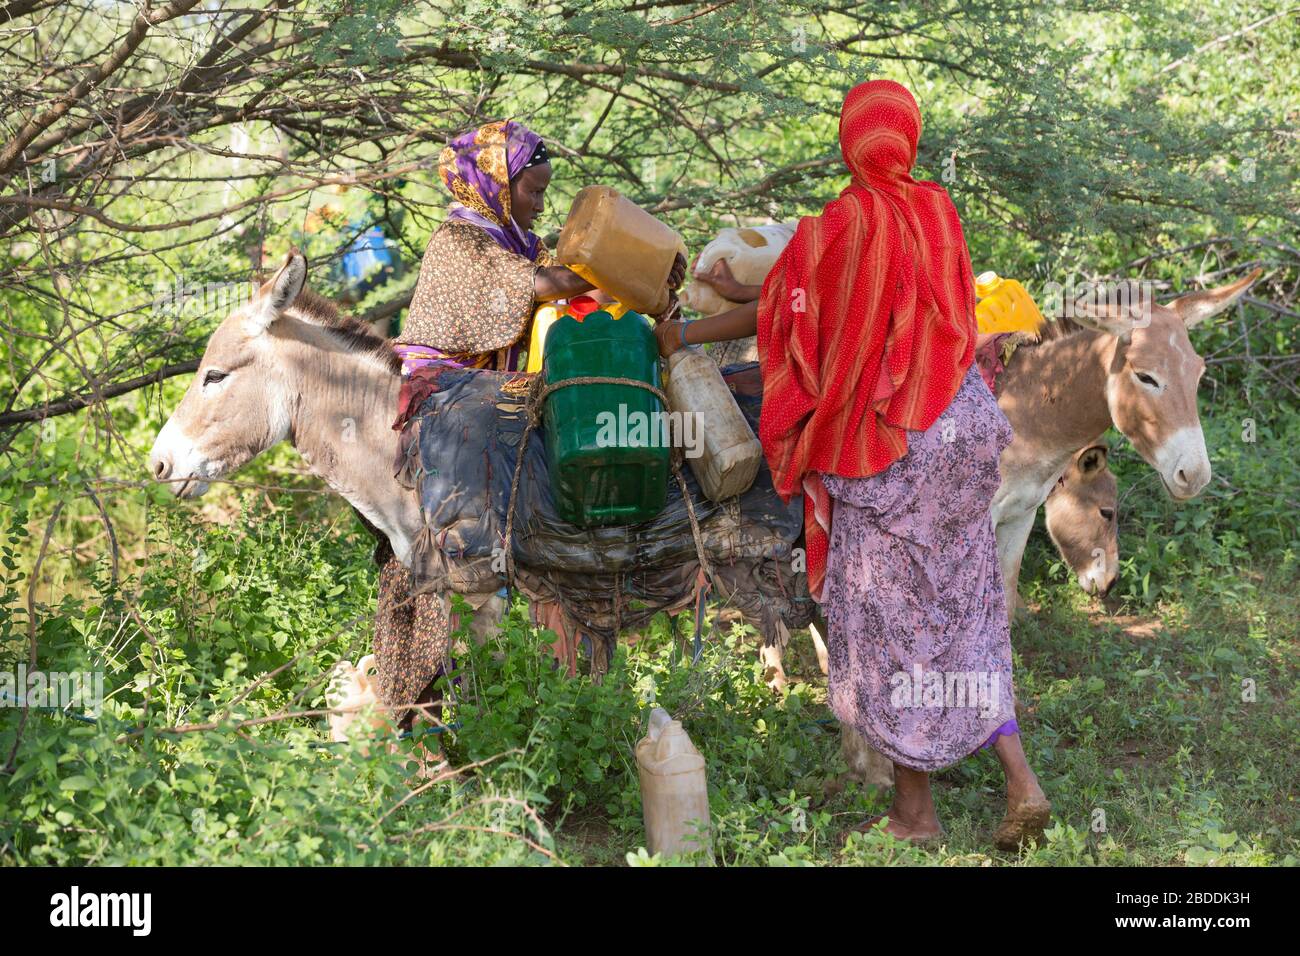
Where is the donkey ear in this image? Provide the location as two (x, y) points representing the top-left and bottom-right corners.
(247, 250), (308, 334)
(1069, 301), (1138, 339)
(1068, 281), (1151, 339)
(1077, 445), (1108, 475)
(1165, 267), (1262, 329)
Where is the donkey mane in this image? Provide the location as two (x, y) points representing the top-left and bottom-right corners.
(1018, 278), (1161, 352)
(287, 288), (401, 374)
(1022, 315), (1089, 348)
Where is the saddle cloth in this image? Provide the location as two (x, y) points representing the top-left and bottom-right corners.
(394, 362), (814, 650)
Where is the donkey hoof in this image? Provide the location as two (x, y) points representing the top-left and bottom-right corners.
(762, 668), (788, 693)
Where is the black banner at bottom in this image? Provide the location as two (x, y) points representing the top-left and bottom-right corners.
(0, 864), (1280, 941)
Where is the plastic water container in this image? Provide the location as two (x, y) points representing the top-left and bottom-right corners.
(663, 347), (762, 501)
(542, 303), (669, 527)
(525, 296), (628, 374)
(975, 271), (1046, 335)
(635, 708), (711, 858)
(325, 654), (388, 748)
(680, 222), (796, 317)
(525, 303), (562, 375)
(556, 185), (687, 316)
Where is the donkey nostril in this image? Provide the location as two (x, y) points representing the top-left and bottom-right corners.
(153, 457), (171, 480)
(1176, 468), (1188, 486)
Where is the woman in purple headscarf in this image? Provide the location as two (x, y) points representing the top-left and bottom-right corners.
(396, 119), (684, 372)
(372, 119), (683, 741)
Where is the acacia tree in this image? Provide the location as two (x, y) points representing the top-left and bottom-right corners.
(0, 0), (1295, 446)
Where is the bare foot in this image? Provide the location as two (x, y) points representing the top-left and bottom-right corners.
(990, 732), (1051, 851)
(841, 809), (943, 847)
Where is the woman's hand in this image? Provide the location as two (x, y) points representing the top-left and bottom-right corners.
(693, 257), (762, 304)
(653, 289), (682, 325)
(667, 252), (687, 292)
(654, 318), (688, 358)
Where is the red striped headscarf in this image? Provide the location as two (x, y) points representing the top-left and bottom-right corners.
(756, 79), (977, 602)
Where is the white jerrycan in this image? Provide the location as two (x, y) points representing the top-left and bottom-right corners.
(635, 707), (711, 858)
(663, 347), (763, 502)
(325, 654), (388, 747)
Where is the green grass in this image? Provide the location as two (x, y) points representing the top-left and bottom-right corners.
(542, 554), (1298, 866)
(2, 420), (1297, 865)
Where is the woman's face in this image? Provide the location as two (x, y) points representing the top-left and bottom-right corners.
(509, 161), (551, 232)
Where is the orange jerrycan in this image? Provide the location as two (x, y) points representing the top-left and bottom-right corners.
(975, 271), (1046, 335)
(556, 185), (687, 316)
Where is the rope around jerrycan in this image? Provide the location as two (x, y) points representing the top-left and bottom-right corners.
(501, 372), (717, 599)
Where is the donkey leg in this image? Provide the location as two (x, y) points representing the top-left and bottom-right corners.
(840, 724), (895, 789)
(808, 606), (830, 677)
(466, 590), (507, 647)
(996, 508), (1037, 617)
(758, 618), (791, 693)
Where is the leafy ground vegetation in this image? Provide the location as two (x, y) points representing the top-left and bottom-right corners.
(1, 436), (1295, 865)
(1, 0), (1297, 865)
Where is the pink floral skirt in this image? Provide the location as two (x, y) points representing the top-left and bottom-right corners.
(821, 366), (1017, 771)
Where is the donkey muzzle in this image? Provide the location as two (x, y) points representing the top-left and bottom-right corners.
(148, 419), (213, 498)
(1155, 426), (1212, 500)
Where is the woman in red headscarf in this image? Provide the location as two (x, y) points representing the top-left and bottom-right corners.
(658, 80), (1050, 849)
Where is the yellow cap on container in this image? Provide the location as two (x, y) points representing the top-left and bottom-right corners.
(975, 270), (1001, 299)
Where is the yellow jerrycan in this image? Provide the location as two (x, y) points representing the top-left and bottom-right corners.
(975, 271), (1046, 335)
(525, 303), (562, 375)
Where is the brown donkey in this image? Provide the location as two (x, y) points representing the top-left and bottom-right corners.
(992, 269), (1262, 606)
(1044, 444), (1119, 597)
(836, 261), (1262, 792)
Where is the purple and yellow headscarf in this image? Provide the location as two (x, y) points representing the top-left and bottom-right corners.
(439, 119), (547, 261)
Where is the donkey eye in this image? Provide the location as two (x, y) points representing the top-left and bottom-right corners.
(1134, 371), (1159, 388)
(1100, 508), (1116, 522)
(203, 369), (228, 386)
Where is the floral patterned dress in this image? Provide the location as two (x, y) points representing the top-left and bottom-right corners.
(396, 220), (555, 371)
(374, 222), (549, 718)
(821, 365), (1017, 771)
(369, 119), (554, 720)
